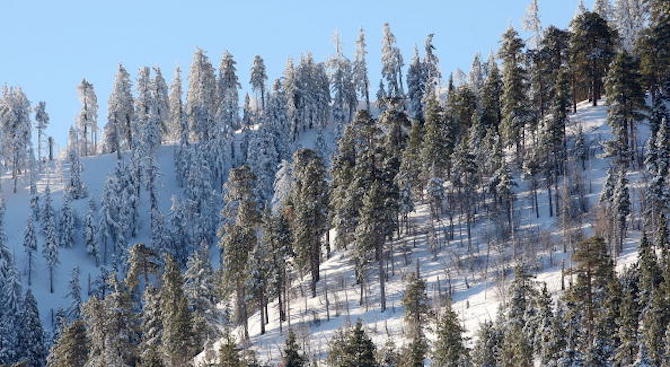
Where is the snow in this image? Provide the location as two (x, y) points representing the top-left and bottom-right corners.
(197, 100), (648, 365)
(0, 97), (649, 364)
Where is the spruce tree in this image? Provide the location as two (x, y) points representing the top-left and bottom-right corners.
(59, 194), (76, 248)
(139, 286), (164, 367)
(354, 28), (371, 111)
(499, 27), (530, 155)
(250, 55), (268, 112)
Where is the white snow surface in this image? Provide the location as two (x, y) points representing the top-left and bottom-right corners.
(0, 100), (647, 364)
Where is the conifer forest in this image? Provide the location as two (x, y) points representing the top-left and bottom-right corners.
(0, 0), (669, 366)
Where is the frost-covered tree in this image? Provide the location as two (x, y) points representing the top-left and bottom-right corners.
(138, 286), (163, 367)
(159, 254), (195, 366)
(66, 146), (88, 199)
(46, 320), (88, 367)
(523, 0), (543, 49)
(59, 194), (76, 248)
(35, 101), (49, 164)
(42, 189), (59, 293)
(291, 149), (329, 298)
(153, 66), (170, 142)
(17, 290), (46, 367)
(169, 67), (186, 144)
(67, 266), (82, 320)
(353, 28), (371, 111)
(22, 217), (36, 289)
(105, 64), (134, 155)
(218, 165), (260, 341)
(77, 79), (98, 156)
(250, 55), (268, 112)
(84, 199), (100, 266)
(0, 86), (32, 193)
(187, 49), (217, 142)
(329, 33), (357, 131)
(381, 23), (404, 98)
(217, 51), (241, 134)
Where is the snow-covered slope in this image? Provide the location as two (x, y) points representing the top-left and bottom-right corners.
(196, 100), (648, 365)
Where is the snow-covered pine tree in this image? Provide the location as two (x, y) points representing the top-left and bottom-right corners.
(218, 165), (260, 341)
(76, 79), (98, 156)
(353, 28), (371, 111)
(250, 55), (268, 112)
(381, 23), (404, 98)
(499, 27), (529, 155)
(594, 0), (613, 21)
(187, 49), (217, 142)
(159, 254), (195, 366)
(58, 193), (76, 248)
(184, 240), (218, 346)
(138, 286), (163, 367)
(217, 51), (241, 134)
(35, 101), (49, 164)
(523, 0), (543, 49)
(433, 300), (470, 367)
(17, 290), (47, 367)
(83, 199), (100, 266)
(46, 319), (88, 367)
(291, 149), (329, 298)
(407, 46), (427, 121)
(105, 64), (134, 155)
(67, 266), (82, 320)
(329, 32), (357, 133)
(169, 67), (187, 146)
(23, 217), (37, 286)
(152, 66), (169, 142)
(0, 86), (33, 193)
(42, 189), (59, 293)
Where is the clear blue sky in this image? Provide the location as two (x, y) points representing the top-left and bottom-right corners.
(0, 0), (591, 147)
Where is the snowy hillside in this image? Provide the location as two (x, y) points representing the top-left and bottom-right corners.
(194, 100), (650, 365)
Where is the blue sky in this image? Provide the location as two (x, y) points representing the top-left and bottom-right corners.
(0, 0), (590, 147)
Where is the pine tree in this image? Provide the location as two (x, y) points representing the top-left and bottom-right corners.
(35, 101), (49, 164)
(612, 169), (631, 255)
(58, 194), (76, 248)
(328, 321), (378, 367)
(353, 28), (371, 111)
(76, 79), (98, 156)
(159, 255), (194, 367)
(67, 266), (82, 320)
(433, 301), (470, 367)
(217, 51), (241, 133)
(402, 270), (430, 367)
(187, 49), (217, 142)
(250, 55), (268, 112)
(42, 192), (59, 293)
(480, 55), (502, 130)
(282, 330), (307, 367)
(169, 67), (186, 144)
(218, 166), (260, 341)
(184, 240), (219, 346)
(523, 0), (543, 49)
(570, 11), (617, 106)
(17, 290), (47, 367)
(138, 286), (164, 367)
(0, 86), (33, 193)
(381, 23), (404, 98)
(84, 199), (100, 266)
(291, 149), (329, 298)
(46, 320), (89, 367)
(105, 64), (134, 154)
(499, 27), (530, 154)
(23, 217), (37, 286)
(406, 47), (427, 121)
(153, 66), (170, 142)
(604, 50), (646, 166)
(217, 329), (245, 367)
